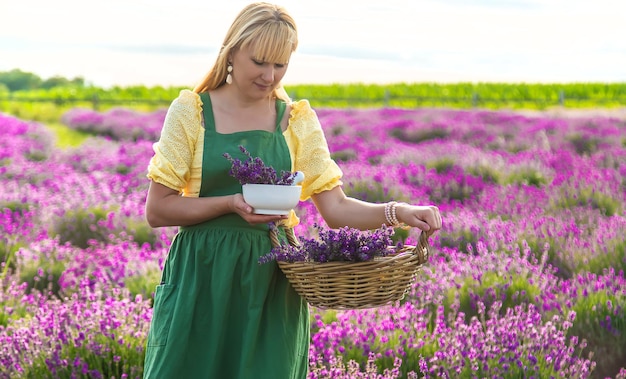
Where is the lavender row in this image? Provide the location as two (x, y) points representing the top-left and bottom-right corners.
(1, 107), (625, 378)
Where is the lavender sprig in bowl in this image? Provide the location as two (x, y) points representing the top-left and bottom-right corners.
(224, 145), (304, 215)
(223, 145), (298, 185)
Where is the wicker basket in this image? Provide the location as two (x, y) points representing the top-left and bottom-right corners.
(269, 227), (431, 310)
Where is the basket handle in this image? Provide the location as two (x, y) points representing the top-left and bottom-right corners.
(414, 228), (431, 265)
(269, 223), (299, 248)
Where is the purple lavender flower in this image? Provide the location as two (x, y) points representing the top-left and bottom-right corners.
(223, 145), (297, 185)
(259, 223), (397, 263)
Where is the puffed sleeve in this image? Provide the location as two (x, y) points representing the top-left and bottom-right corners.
(283, 99), (343, 201)
(147, 89), (203, 192)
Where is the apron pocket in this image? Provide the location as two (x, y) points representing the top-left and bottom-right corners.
(147, 284), (177, 347)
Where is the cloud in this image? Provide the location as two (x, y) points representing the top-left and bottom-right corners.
(1, 0), (625, 86)
(299, 45), (400, 62)
(102, 44), (216, 55)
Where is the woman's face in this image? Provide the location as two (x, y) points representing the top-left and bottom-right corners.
(230, 44), (290, 97)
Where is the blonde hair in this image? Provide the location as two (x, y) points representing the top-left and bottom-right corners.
(193, 2), (298, 102)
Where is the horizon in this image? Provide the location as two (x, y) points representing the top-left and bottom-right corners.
(1, 0), (625, 88)
(2, 66), (624, 90)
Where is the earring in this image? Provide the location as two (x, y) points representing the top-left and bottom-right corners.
(226, 64), (233, 84)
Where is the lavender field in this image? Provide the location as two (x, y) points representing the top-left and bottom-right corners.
(1, 104), (625, 378)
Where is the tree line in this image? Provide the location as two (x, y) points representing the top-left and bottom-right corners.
(2, 68), (625, 111)
(0, 69), (85, 91)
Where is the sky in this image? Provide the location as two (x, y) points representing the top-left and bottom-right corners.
(1, 0), (625, 88)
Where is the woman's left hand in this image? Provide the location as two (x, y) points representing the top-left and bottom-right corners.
(396, 204), (442, 234)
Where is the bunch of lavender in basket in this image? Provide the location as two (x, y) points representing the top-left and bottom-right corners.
(223, 145), (297, 185)
(259, 223), (399, 264)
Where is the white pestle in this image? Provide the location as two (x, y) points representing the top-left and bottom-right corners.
(292, 171), (305, 186)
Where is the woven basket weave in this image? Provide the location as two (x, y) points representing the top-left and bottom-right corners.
(269, 227), (430, 310)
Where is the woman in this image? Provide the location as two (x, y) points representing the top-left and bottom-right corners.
(143, 2), (442, 378)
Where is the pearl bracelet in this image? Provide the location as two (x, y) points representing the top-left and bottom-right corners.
(384, 201), (401, 227)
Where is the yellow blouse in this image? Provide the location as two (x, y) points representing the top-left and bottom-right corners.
(147, 89), (343, 226)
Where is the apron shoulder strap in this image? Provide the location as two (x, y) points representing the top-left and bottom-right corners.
(275, 99), (286, 132)
(199, 92), (215, 131)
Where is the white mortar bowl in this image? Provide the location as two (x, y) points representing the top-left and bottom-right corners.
(242, 184), (302, 215)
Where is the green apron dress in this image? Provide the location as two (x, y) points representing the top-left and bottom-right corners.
(143, 93), (310, 379)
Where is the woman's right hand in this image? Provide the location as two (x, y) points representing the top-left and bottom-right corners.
(146, 181), (287, 228)
(231, 193), (289, 225)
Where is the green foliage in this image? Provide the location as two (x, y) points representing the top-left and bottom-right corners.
(439, 227), (479, 255)
(0, 293), (30, 328)
(330, 149), (357, 162)
(52, 207), (113, 248)
(40, 75), (85, 89)
(52, 208), (156, 251)
(310, 310), (338, 335)
(331, 318), (437, 377)
(466, 164), (501, 184)
(45, 122), (91, 148)
(568, 133), (599, 155)
(343, 179), (410, 204)
(428, 178), (480, 206)
(0, 240), (23, 279)
(589, 193), (622, 217)
(319, 310), (338, 325)
(23, 333), (145, 379)
(124, 219), (160, 249)
(569, 291), (626, 379)
(0, 68), (96, 92)
(390, 227), (410, 245)
(504, 167), (548, 187)
(424, 160), (493, 204)
(389, 127), (449, 144)
(514, 236), (571, 278)
(441, 350), (586, 378)
(10, 79), (623, 111)
(0, 101), (69, 123)
(25, 150), (48, 162)
(19, 258), (66, 298)
(0, 83), (181, 123)
(124, 269), (161, 304)
(445, 271), (541, 322)
(286, 82), (626, 109)
(577, 237), (626, 275)
(0, 69), (43, 91)
(426, 158), (456, 174)
(553, 187), (622, 217)
(3, 82), (626, 127)
(370, 330), (405, 373)
(1, 202), (30, 279)
(1, 200), (30, 214)
(342, 346), (367, 369)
